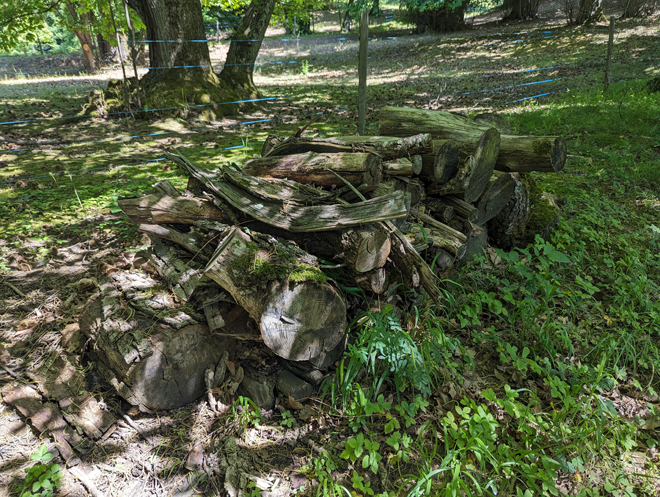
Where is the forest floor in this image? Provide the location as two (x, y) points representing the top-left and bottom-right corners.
(1, 6), (660, 497)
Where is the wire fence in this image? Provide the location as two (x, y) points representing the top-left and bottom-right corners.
(0, 20), (634, 185)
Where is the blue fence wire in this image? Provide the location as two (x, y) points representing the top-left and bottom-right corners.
(0, 97), (277, 126)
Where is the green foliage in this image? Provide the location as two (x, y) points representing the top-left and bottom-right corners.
(280, 410), (295, 427)
(17, 445), (63, 497)
(230, 396), (263, 432)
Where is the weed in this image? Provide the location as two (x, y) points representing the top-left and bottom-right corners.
(16, 445), (63, 497)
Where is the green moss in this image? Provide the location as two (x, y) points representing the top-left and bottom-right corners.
(521, 173), (560, 244)
(531, 139), (553, 156)
(230, 244), (326, 286)
(289, 265), (327, 284)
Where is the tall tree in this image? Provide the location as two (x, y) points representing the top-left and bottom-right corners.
(218, 0), (277, 95)
(574, 0), (606, 23)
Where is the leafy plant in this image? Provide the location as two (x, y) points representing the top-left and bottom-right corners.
(17, 445), (63, 497)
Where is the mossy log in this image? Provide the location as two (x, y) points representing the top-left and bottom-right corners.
(474, 171), (516, 225)
(204, 226), (347, 363)
(243, 222), (390, 274)
(487, 173), (531, 249)
(383, 157), (417, 176)
(242, 151), (382, 189)
(261, 133), (433, 160)
(169, 153), (407, 232)
(435, 195), (477, 223)
(419, 139), (460, 184)
(425, 198), (455, 223)
(378, 107), (566, 173)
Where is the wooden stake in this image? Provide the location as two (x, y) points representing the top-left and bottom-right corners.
(358, 10), (368, 136)
(123, 0), (142, 109)
(605, 16), (615, 90)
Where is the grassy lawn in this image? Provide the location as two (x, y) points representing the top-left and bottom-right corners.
(1, 9), (660, 497)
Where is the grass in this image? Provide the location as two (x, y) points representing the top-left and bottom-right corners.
(1, 10), (660, 497)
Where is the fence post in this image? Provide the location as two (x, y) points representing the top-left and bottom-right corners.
(604, 15), (615, 90)
(358, 10), (368, 136)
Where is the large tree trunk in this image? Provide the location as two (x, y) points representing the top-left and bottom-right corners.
(502, 0), (540, 20)
(126, 0), (215, 84)
(219, 0), (277, 96)
(65, 3), (97, 70)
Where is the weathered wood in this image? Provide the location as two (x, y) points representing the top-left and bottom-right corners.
(261, 133), (433, 160)
(487, 173), (531, 250)
(355, 266), (389, 294)
(425, 198), (455, 223)
(242, 151), (382, 189)
(388, 226), (442, 301)
(397, 177), (425, 206)
(342, 226), (391, 273)
(204, 227), (347, 363)
(384, 157), (415, 176)
(408, 225), (467, 259)
(419, 139), (460, 184)
(203, 286), (226, 332)
(436, 196), (478, 223)
(138, 223), (212, 263)
(153, 179), (182, 197)
(378, 107), (567, 173)
(169, 153), (408, 232)
(451, 218), (489, 261)
(473, 171), (516, 225)
(462, 128), (500, 202)
(146, 237), (202, 302)
(118, 193), (225, 226)
(79, 278), (235, 412)
(411, 155), (423, 175)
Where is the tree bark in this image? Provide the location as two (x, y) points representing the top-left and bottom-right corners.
(126, 0), (216, 84)
(242, 151), (382, 189)
(378, 107), (567, 174)
(261, 133), (433, 160)
(118, 193), (225, 225)
(575, 0), (606, 24)
(219, 0), (277, 95)
(473, 171), (516, 225)
(169, 153), (407, 232)
(204, 227), (347, 363)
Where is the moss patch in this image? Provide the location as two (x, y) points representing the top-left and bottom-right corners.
(531, 139), (553, 157)
(521, 173), (561, 245)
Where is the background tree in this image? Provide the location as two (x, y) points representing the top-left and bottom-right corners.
(401, 0), (469, 33)
(574, 0), (606, 23)
(502, 0), (541, 20)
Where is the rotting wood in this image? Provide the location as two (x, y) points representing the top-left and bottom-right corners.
(355, 266), (389, 294)
(436, 195), (478, 223)
(204, 227), (347, 362)
(118, 193), (225, 226)
(419, 139), (460, 184)
(261, 133), (433, 160)
(473, 171), (516, 225)
(425, 198), (455, 223)
(169, 153), (408, 232)
(242, 151), (382, 189)
(383, 157), (415, 176)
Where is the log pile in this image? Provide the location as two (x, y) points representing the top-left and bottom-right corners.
(87, 108), (564, 412)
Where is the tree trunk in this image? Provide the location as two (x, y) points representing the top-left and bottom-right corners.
(204, 226), (347, 363)
(74, 30), (97, 70)
(242, 151), (383, 189)
(219, 0), (277, 95)
(261, 133), (433, 160)
(378, 107), (567, 174)
(503, 0), (540, 20)
(126, 0), (216, 84)
(575, 0), (606, 23)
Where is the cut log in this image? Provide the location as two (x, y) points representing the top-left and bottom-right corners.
(78, 278), (235, 412)
(378, 107), (566, 173)
(419, 139), (460, 184)
(341, 226), (391, 273)
(436, 196), (477, 223)
(450, 218), (489, 261)
(261, 133), (433, 160)
(384, 157), (415, 176)
(204, 227), (347, 363)
(355, 266), (390, 294)
(421, 129), (499, 202)
(118, 193), (225, 226)
(410, 208), (468, 258)
(397, 177), (425, 206)
(242, 151), (382, 189)
(153, 179), (182, 197)
(425, 198), (454, 223)
(147, 237), (202, 302)
(169, 154), (408, 232)
(473, 171), (516, 225)
(487, 173), (530, 250)
(138, 223), (213, 263)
